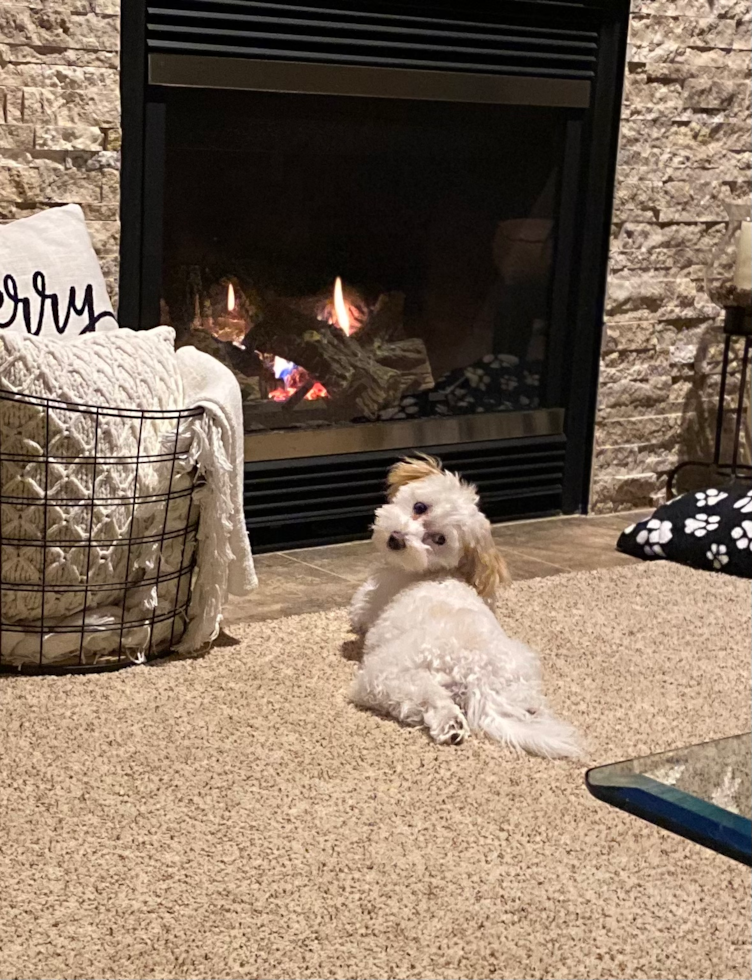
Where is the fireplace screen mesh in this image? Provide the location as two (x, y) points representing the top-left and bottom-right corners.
(160, 89), (566, 439)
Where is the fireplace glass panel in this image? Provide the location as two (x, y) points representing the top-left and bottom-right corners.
(161, 89), (567, 436)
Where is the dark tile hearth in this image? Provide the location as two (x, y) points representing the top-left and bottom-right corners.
(226, 511), (652, 624)
(491, 516), (641, 573)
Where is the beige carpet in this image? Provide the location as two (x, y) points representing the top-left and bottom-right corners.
(1, 563), (750, 980)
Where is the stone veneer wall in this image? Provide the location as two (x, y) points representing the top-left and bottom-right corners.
(0, 1), (121, 303)
(592, 0), (752, 512)
(1, 2), (751, 512)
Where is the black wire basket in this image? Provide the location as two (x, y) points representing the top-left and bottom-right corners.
(0, 388), (204, 674)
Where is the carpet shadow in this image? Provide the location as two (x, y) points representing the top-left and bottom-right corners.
(211, 629), (242, 649)
(341, 635), (364, 663)
(148, 629), (240, 670)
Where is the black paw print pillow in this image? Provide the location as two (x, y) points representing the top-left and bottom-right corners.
(617, 483), (752, 579)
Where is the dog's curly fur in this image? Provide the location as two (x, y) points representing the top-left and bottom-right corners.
(349, 455), (581, 757)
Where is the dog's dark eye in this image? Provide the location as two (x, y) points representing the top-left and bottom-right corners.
(413, 501), (428, 515)
(432, 533), (446, 546)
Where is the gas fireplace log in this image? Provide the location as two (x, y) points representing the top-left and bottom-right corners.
(369, 338), (434, 394)
(281, 378), (315, 411)
(354, 291), (406, 345)
(252, 298), (407, 417)
(179, 266), (261, 338)
(186, 266), (213, 333)
(172, 269), (433, 416)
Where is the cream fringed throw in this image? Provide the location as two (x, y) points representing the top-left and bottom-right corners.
(172, 346), (257, 653)
(0, 327), (186, 664)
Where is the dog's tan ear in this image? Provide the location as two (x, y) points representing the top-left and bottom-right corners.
(386, 454), (443, 500)
(461, 524), (511, 601)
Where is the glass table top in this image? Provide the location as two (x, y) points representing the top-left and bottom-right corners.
(586, 733), (751, 865)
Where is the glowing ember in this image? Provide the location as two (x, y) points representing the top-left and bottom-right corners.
(226, 281), (236, 312)
(268, 381), (329, 402)
(333, 275), (351, 335)
(268, 353), (328, 402)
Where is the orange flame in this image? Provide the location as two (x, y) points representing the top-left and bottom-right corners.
(333, 276), (351, 336)
(227, 281), (236, 313)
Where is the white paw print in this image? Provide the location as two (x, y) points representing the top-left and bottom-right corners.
(482, 355), (504, 368)
(636, 518), (672, 556)
(684, 513), (720, 537)
(499, 375), (518, 391)
(733, 492), (752, 514)
(695, 488), (728, 508)
(623, 523), (636, 534)
(730, 520), (752, 550)
(497, 354), (519, 367)
(706, 543), (729, 569)
(464, 367), (490, 388)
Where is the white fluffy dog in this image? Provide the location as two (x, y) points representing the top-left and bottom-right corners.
(349, 455), (580, 757)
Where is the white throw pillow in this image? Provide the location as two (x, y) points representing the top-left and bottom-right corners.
(0, 204), (117, 337)
(0, 327), (184, 631)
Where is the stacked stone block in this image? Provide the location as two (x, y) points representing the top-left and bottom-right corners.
(593, 0), (752, 511)
(0, 1), (120, 302)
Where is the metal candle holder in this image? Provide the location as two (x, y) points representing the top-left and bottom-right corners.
(667, 305), (752, 499)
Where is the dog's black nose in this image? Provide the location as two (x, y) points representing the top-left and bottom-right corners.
(387, 532), (406, 551)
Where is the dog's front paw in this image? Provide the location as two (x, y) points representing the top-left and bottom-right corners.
(427, 704), (471, 746)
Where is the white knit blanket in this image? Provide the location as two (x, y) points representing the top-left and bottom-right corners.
(173, 346), (257, 652)
(0, 331), (256, 666)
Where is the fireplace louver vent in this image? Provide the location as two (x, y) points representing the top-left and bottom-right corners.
(146, 0), (600, 80)
(244, 435), (567, 551)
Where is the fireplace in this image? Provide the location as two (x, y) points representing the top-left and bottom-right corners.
(162, 91), (565, 434)
(119, 0), (629, 550)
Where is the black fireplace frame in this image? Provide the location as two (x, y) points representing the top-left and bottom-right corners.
(119, 0), (629, 551)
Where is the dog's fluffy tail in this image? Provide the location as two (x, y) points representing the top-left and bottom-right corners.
(466, 691), (582, 759)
